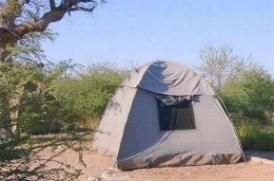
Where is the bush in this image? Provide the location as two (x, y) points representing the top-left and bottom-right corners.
(0, 61), (127, 137)
(220, 67), (274, 125)
(237, 125), (274, 150)
(51, 62), (128, 127)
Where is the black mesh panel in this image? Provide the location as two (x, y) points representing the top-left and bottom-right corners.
(157, 99), (195, 130)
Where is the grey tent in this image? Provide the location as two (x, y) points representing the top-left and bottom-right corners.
(93, 60), (245, 170)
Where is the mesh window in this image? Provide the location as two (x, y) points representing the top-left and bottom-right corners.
(157, 99), (195, 130)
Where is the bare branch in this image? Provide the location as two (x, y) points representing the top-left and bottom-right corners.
(70, 6), (96, 12)
(49, 0), (56, 10)
(11, 0), (97, 38)
(0, 0), (99, 62)
(197, 45), (251, 90)
(13, 8), (66, 38)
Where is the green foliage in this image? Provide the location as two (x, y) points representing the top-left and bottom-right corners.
(0, 62), (62, 134)
(237, 125), (274, 150)
(17, 84), (63, 134)
(8, 30), (56, 63)
(0, 135), (30, 161)
(51, 62), (127, 126)
(0, 60), (126, 137)
(220, 66), (274, 125)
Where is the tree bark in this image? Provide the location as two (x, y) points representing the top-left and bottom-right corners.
(0, 91), (12, 142)
(9, 84), (26, 135)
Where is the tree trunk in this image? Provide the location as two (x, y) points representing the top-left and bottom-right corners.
(0, 39), (14, 63)
(0, 91), (12, 142)
(9, 85), (25, 135)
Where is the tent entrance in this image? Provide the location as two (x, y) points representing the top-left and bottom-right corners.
(157, 97), (195, 131)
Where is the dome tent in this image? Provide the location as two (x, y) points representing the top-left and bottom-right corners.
(93, 60), (245, 170)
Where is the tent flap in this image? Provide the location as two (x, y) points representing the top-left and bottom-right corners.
(122, 60), (215, 96)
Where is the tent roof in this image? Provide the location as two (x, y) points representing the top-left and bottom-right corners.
(122, 60), (215, 96)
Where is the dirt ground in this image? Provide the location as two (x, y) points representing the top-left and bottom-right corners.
(2, 133), (274, 181)
(41, 147), (274, 181)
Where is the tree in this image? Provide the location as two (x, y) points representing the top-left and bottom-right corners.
(220, 65), (274, 125)
(0, 0), (102, 137)
(0, 0), (101, 62)
(197, 45), (251, 91)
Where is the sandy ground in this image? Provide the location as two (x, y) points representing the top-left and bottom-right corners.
(40, 147), (274, 181)
(2, 133), (274, 181)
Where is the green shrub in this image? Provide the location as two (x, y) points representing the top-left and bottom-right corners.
(0, 61), (127, 137)
(220, 67), (274, 125)
(51, 62), (128, 127)
(237, 125), (274, 150)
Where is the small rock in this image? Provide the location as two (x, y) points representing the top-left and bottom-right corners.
(87, 176), (100, 181)
(101, 169), (129, 181)
(250, 157), (274, 164)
